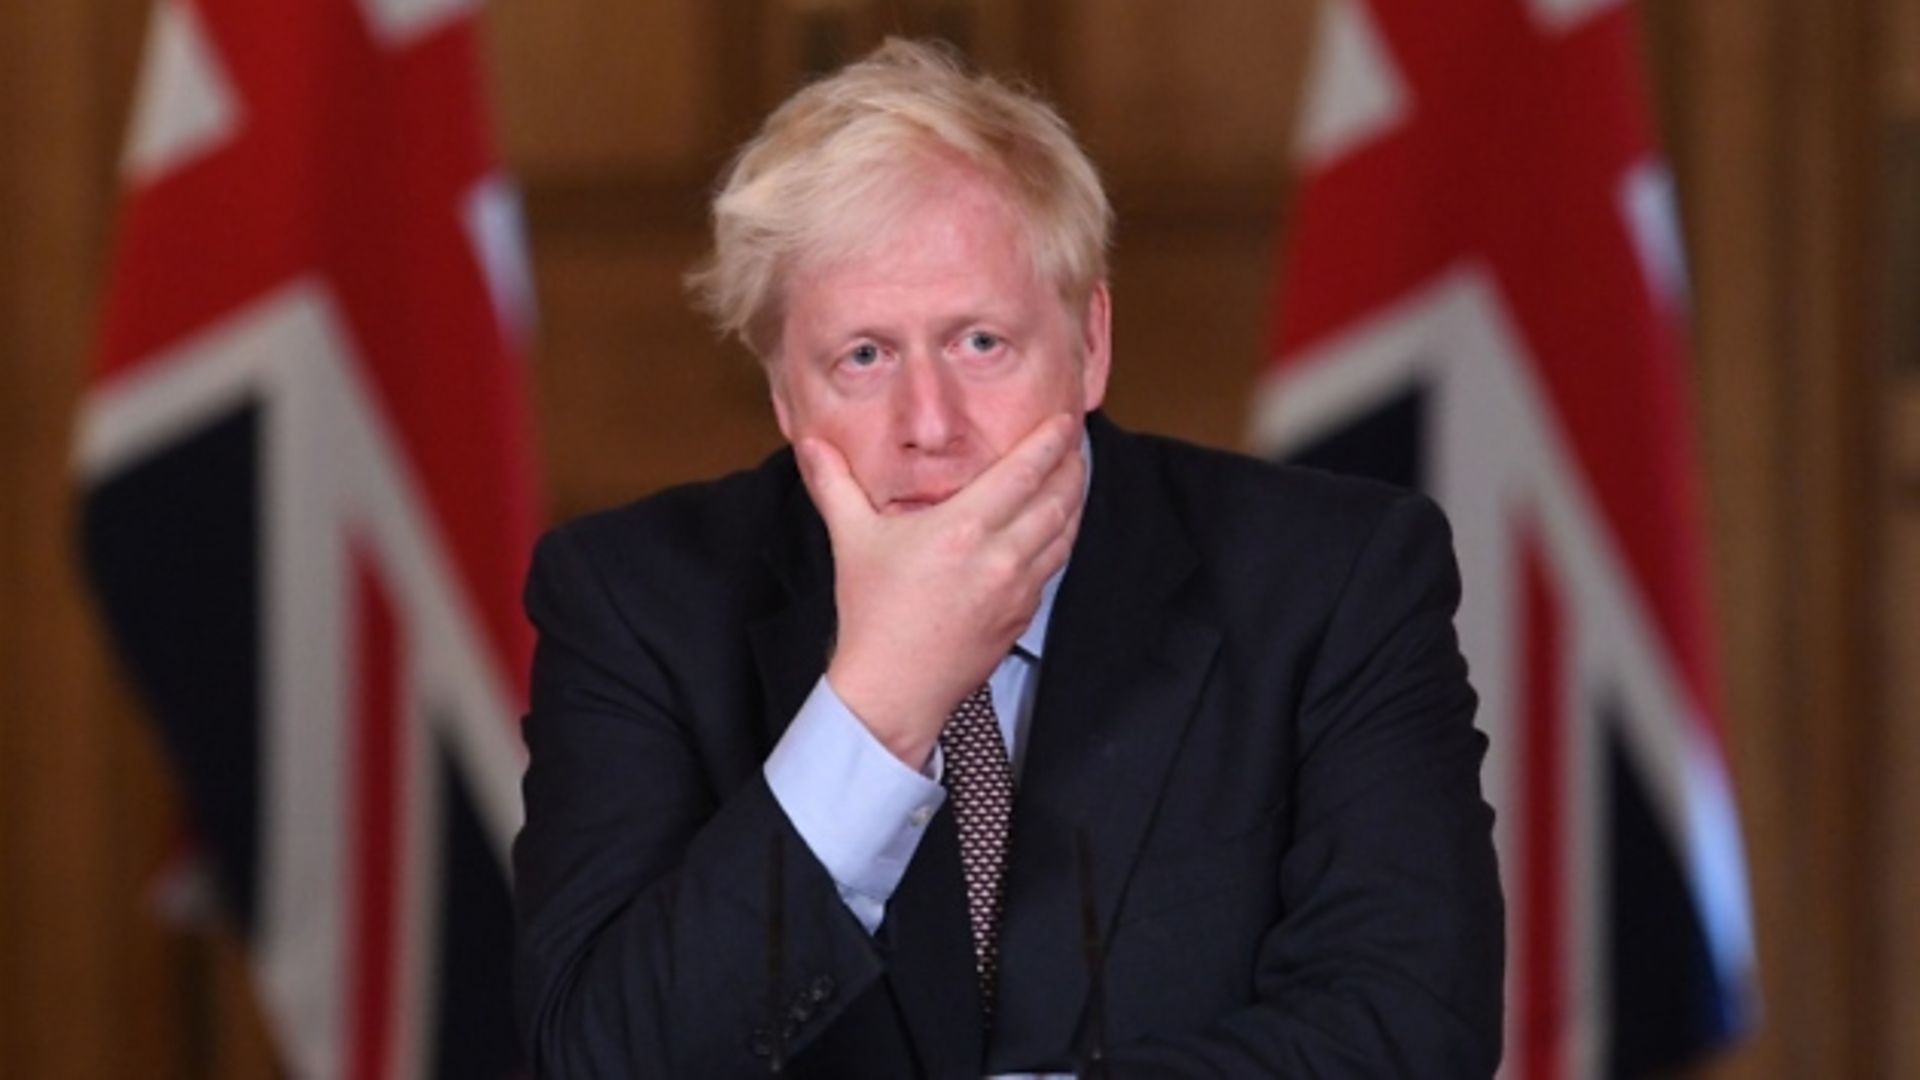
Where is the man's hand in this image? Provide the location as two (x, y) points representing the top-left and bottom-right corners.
(795, 413), (1084, 769)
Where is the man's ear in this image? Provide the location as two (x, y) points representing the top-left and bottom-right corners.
(1079, 281), (1112, 411)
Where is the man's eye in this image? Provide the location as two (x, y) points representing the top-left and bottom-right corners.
(964, 331), (1002, 353)
(844, 343), (881, 367)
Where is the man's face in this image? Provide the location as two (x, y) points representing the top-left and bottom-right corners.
(768, 169), (1110, 514)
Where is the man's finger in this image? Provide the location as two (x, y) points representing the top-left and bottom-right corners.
(1024, 494), (1083, 585)
(998, 466), (1084, 566)
(1013, 486), (1090, 588)
(795, 438), (873, 531)
(995, 430), (1082, 540)
(955, 413), (1079, 526)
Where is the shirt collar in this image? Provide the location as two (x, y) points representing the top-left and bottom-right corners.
(1013, 427), (1092, 661)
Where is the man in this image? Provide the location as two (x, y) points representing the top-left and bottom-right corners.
(513, 39), (1502, 1078)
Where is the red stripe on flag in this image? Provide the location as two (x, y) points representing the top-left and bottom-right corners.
(1519, 528), (1566, 1080)
(350, 549), (402, 1080)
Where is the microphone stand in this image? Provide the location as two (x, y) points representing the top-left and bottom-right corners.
(767, 830), (787, 1075)
(1075, 828), (1110, 1080)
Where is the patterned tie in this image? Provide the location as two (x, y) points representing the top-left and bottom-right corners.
(940, 684), (1015, 1015)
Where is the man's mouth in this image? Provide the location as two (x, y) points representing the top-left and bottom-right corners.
(884, 490), (958, 514)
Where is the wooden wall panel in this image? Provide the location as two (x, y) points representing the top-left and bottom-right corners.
(1056, 0), (1312, 194)
(1102, 218), (1280, 446)
(528, 232), (782, 521)
(1658, 7), (1795, 1075)
(0, 1), (184, 1075)
(486, 0), (723, 179)
(1876, 2), (1920, 1076)
(1882, 388), (1920, 1080)
(1663, 0), (1890, 1074)
(0, 0), (281, 1075)
(1, 1), (117, 1073)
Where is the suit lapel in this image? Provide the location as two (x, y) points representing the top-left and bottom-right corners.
(988, 416), (1222, 1072)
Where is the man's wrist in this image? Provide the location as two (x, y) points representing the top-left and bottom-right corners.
(824, 657), (942, 770)
(763, 677), (948, 929)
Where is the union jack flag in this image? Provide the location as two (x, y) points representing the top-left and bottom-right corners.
(77, 1), (537, 1076)
(1255, 1), (1757, 1075)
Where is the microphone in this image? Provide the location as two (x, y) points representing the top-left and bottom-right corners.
(1075, 828), (1110, 1079)
(767, 830), (787, 1075)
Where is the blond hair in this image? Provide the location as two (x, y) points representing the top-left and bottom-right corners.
(686, 38), (1112, 356)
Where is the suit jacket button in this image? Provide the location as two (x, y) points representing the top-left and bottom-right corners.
(807, 974), (835, 1002)
(747, 1029), (773, 1058)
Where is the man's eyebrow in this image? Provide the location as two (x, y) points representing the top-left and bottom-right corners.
(827, 324), (897, 347)
(936, 305), (1026, 338)
(825, 314), (1004, 346)
(806, 297), (1029, 350)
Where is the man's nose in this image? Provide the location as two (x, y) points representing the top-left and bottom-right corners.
(892, 353), (965, 453)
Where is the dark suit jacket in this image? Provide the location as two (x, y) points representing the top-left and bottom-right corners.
(513, 414), (1504, 1078)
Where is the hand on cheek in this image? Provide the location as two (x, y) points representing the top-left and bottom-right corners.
(796, 413), (1084, 769)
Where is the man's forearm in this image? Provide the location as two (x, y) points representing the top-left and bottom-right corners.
(764, 675), (948, 932)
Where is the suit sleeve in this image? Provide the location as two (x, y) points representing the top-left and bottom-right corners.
(511, 525), (885, 1077)
(1104, 492), (1505, 1078)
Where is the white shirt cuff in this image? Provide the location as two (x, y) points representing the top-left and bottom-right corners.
(764, 677), (947, 932)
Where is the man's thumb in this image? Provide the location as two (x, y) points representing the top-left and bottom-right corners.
(796, 439), (868, 527)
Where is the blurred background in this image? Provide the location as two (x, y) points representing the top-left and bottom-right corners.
(1, 0), (1915, 1076)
